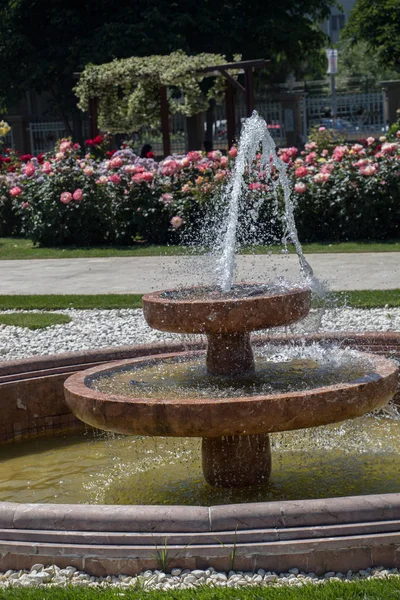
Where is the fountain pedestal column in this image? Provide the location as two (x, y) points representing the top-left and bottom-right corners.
(206, 332), (255, 376)
(202, 433), (271, 487)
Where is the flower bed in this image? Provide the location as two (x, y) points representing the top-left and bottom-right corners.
(1, 132), (400, 246)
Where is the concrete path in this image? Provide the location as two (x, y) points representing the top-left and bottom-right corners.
(1, 253), (400, 294)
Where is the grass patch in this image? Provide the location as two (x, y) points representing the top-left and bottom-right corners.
(0, 295), (143, 311)
(0, 290), (398, 311)
(0, 312), (72, 329)
(335, 289), (400, 308)
(1, 238), (400, 260)
(2, 578), (400, 599)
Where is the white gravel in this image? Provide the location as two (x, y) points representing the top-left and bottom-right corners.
(0, 307), (399, 362)
(0, 564), (399, 590)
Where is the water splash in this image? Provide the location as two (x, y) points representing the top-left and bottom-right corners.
(215, 111), (314, 292)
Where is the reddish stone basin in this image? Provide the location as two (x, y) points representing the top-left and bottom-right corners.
(143, 285), (311, 375)
(142, 286), (311, 334)
(64, 350), (398, 487)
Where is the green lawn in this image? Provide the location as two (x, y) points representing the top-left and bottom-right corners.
(0, 312), (72, 329)
(2, 578), (400, 599)
(1, 238), (400, 259)
(0, 290), (398, 311)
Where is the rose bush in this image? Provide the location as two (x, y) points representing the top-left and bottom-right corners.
(286, 135), (400, 242)
(2, 131), (400, 246)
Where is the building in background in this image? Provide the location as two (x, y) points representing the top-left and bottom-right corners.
(321, 0), (355, 44)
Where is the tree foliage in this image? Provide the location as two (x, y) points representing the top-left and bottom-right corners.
(344, 0), (400, 72)
(336, 39), (399, 91)
(0, 0), (335, 118)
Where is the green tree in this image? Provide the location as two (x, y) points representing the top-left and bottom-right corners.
(344, 0), (400, 71)
(336, 38), (398, 91)
(0, 0), (335, 124)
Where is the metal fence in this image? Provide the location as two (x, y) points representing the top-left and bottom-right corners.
(28, 120), (90, 155)
(2, 128), (14, 150)
(305, 91), (386, 137)
(28, 121), (67, 155)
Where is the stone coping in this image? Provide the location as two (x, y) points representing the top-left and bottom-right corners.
(0, 332), (400, 574)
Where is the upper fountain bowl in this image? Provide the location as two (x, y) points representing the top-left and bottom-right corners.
(142, 283), (311, 335)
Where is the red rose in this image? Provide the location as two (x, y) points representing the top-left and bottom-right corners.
(146, 151), (155, 158)
(93, 135), (104, 145)
(85, 139), (94, 146)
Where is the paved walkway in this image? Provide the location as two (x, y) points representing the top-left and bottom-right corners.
(1, 253), (400, 294)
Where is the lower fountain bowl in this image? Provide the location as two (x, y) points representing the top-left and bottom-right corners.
(1, 334), (400, 575)
(63, 350), (398, 438)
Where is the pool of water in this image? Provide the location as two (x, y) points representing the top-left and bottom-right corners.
(88, 346), (373, 400)
(1, 407), (399, 505)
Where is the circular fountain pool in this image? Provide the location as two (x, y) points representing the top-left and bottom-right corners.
(2, 410), (400, 506)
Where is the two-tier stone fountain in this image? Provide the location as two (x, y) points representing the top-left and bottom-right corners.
(64, 113), (398, 489)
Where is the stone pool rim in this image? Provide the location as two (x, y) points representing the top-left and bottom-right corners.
(1, 332), (400, 575)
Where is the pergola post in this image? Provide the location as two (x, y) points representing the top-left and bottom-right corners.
(160, 86), (171, 157)
(244, 67), (255, 116)
(225, 81), (236, 148)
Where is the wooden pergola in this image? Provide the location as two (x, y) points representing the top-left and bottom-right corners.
(84, 58), (270, 155)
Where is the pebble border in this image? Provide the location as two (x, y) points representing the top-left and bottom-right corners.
(1, 565), (399, 590)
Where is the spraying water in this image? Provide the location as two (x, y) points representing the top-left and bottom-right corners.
(215, 111), (314, 292)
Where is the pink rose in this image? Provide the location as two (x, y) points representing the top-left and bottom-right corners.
(83, 166), (94, 176)
(96, 176), (108, 185)
(181, 184), (191, 194)
(108, 174), (121, 184)
(294, 182), (307, 193)
(295, 166), (309, 178)
(25, 162), (36, 177)
(313, 172), (330, 183)
(59, 140), (72, 152)
(215, 170), (227, 181)
(187, 151), (202, 163)
(360, 164), (378, 176)
(381, 142), (397, 154)
(132, 173), (145, 183)
(366, 137), (375, 146)
(305, 141), (317, 151)
(21, 201), (30, 209)
(140, 171), (153, 182)
(110, 156), (123, 169)
(208, 150), (222, 161)
(180, 157), (190, 168)
(396, 131), (400, 139)
(60, 192), (72, 204)
(228, 146), (238, 158)
(161, 160), (181, 176)
(351, 143), (364, 154)
(73, 188), (83, 202)
(9, 186), (22, 197)
(305, 152), (317, 165)
(161, 193), (174, 203)
(249, 182), (263, 190)
(170, 215), (183, 229)
(220, 156), (228, 167)
(318, 126), (326, 132)
(42, 161), (52, 174)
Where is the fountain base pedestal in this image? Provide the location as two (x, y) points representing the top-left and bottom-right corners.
(206, 332), (255, 376)
(201, 433), (271, 488)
